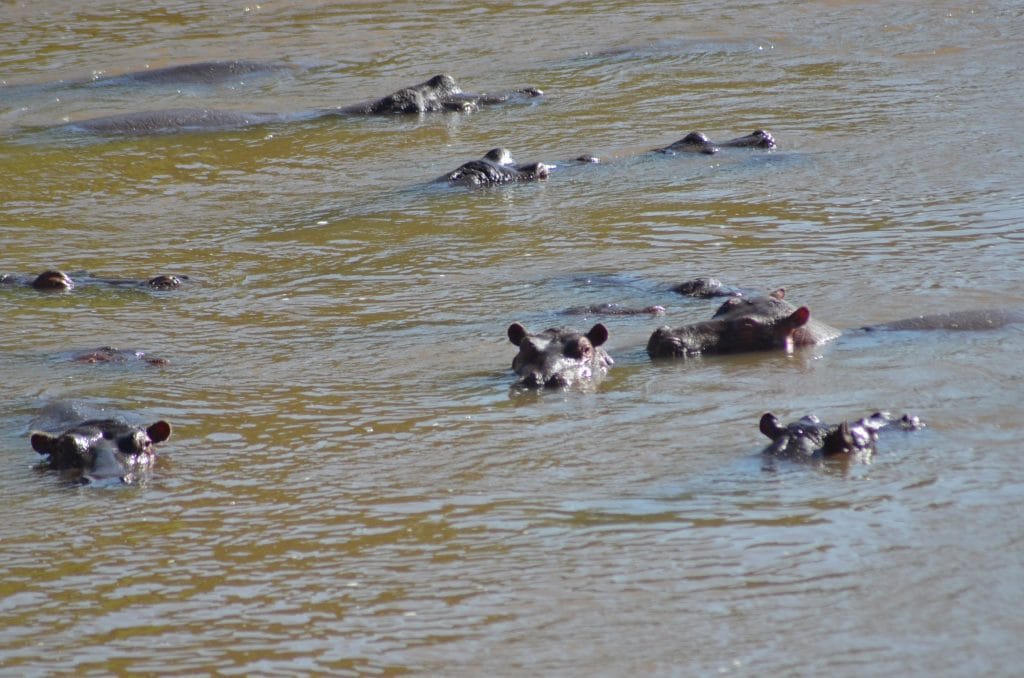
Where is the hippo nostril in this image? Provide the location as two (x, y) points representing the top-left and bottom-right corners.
(519, 373), (542, 389)
(544, 374), (569, 389)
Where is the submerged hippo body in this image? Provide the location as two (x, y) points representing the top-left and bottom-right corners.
(65, 108), (282, 135)
(0, 270), (186, 292)
(442, 148), (553, 187)
(648, 287), (1024, 360)
(71, 346), (168, 367)
(562, 303), (666, 316)
(86, 60), (296, 87)
(31, 416), (172, 484)
(507, 322), (612, 389)
(759, 411), (924, 460)
(657, 129), (777, 155)
(60, 74), (543, 135)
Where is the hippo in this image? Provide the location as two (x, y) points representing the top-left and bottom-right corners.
(59, 74), (543, 135)
(759, 411), (924, 460)
(30, 416), (172, 484)
(648, 288), (1024, 359)
(507, 322), (612, 389)
(0, 270), (186, 292)
(657, 129), (777, 155)
(572, 130), (775, 165)
(647, 289), (828, 358)
(337, 74), (542, 115)
(442, 148), (554, 187)
(561, 303), (666, 316)
(71, 346), (168, 367)
(670, 276), (745, 298)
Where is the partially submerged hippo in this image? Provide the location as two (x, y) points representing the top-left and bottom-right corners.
(31, 417), (172, 484)
(574, 130), (775, 164)
(0, 270), (186, 292)
(561, 303), (666, 316)
(648, 288), (1024, 359)
(670, 276), (745, 298)
(759, 411), (924, 460)
(507, 322), (612, 389)
(85, 60), (297, 87)
(71, 346), (168, 367)
(647, 289), (828, 358)
(338, 74), (542, 115)
(60, 74), (543, 135)
(657, 129), (777, 155)
(442, 148), (553, 187)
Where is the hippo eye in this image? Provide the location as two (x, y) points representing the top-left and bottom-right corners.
(564, 339), (592, 360)
(60, 435), (89, 458)
(117, 431), (149, 455)
(519, 341), (538, 358)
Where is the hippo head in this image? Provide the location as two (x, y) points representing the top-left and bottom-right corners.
(31, 419), (171, 481)
(712, 288), (839, 348)
(760, 411), (922, 459)
(647, 289), (812, 359)
(759, 413), (833, 457)
(445, 150), (553, 187)
(721, 129), (777, 149)
(31, 270), (75, 291)
(507, 322), (612, 389)
(662, 132), (719, 155)
(671, 276), (736, 298)
(147, 274), (183, 290)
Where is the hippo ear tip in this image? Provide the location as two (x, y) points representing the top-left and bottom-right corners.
(507, 322), (527, 345)
(759, 413), (781, 438)
(147, 420), (172, 443)
(587, 323), (610, 346)
(30, 431), (55, 454)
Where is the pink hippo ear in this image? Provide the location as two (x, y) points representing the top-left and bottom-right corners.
(586, 323), (609, 347)
(507, 323), (528, 346)
(30, 432), (58, 456)
(147, 421), (172, 444)
(787, 306), (811, 327)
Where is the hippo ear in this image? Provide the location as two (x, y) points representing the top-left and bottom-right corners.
(759, 413), (784, 439)
(769, 288), (786, 300)
(30, 432), (57, 455)
(507, 323), (528, 346)
(147, 421), (172, 444)
(587, 323), (609, 347)
(787, 307), (811, 327)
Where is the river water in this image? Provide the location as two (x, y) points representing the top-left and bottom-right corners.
(1, 1), (1023, 675)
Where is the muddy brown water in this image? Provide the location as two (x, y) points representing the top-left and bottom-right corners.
(1, 1), (1023, 675)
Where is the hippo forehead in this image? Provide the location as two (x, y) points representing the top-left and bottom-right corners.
(765, 420), (830, 456)
(31, 270), (75, 291)
(424, 74), (461, 94)
(519, 329), (593, 359)
(713, 294), (794, 320)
